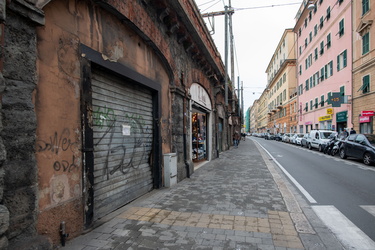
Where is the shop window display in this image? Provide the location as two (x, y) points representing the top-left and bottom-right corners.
(192, 112), (207, 162)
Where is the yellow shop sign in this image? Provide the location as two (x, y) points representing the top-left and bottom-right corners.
(319, 115), (332, 122)
(326, 108), (334, 115)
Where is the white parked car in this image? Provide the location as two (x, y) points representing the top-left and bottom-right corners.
(292, 133), (304, 145)
(282, 133), (290, 142)
(308, 130), (335, 151)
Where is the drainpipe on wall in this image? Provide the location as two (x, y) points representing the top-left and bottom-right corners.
(180, 73), (190, 179)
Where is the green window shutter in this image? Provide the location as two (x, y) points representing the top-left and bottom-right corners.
(359, 75), (370, 93)
(339, 20), (344, 36)
(340, 86), (345, 96)
(343, 50), (347, 67)
(363, 33), (369, 55)
(324, 65), (328, 79)
(337, 55), (340, 71)
(363, 0), (369, 15)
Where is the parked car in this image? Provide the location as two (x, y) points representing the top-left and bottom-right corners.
(339, 134), (375, 165)
(282, 133), (293, 143)
(292, 133), (304, 145)
(308, 130), (335, 151)
(301, 133), (310, 147)
(275, 133), (284, 141)
(265, 133), (275, 140)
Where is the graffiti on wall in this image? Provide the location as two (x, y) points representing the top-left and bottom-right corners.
(36, 128), (80, 172)
(93, 108), (153, 180)
(93, 105), (116, 129)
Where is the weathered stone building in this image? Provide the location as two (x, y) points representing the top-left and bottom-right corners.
(0, 0), (239, 248)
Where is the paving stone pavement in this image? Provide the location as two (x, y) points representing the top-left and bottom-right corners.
(66, 138), (344, 250)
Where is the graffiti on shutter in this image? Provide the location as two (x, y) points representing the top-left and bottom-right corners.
(91, 71), (153, 220)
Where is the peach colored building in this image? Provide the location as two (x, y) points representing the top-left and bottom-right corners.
(352, 0), (375, 134)
(266, 29), (297, 134)
(257, 90), (269, 133)
(295, 0), (353, 133)
(250, 100), (259, 133)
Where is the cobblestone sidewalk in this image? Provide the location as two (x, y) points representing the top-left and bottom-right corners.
(66, 138), (343, 249)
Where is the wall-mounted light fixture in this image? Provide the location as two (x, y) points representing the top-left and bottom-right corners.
(307, 1), (315, 11)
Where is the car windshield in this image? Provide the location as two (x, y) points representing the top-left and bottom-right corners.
(328, 132), (337, 139)
(320, 132), (332, 139)
(365, 134), (375, 146)
(297, 134), (304, 138)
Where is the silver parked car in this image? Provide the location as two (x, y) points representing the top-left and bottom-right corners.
(301, 133), (311, 148)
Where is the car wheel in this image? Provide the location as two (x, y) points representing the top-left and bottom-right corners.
(308, 143), (312, 150)
(339, 148), (347, 159)
(363, 153), (372, 165)
(319, 144), (323, 152)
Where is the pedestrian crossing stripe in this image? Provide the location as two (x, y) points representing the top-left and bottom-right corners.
(361, 205), (375, 217)
(312, 205), (375, 250)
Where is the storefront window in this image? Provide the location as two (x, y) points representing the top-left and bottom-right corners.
(360, 117), (373, 134)
(192, 111), (207, 162)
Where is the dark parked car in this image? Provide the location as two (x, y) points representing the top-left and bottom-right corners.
(265, 133), (275, 140)
(274, 133), (284, 141)
(339, 134), (375, 165)
(275, 133), (284, 141)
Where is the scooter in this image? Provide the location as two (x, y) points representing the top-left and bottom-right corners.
(324, 137), (336, 155)
(331, 139), (343, 156)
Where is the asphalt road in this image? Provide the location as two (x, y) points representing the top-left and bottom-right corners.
(251, 136), (375, 246)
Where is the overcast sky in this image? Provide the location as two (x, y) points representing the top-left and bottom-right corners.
(193, 0), (302, 111)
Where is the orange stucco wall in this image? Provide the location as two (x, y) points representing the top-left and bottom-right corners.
(35, 1), (170, 243)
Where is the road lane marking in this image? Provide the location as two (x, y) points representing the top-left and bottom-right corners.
(312, 205), (375, 250)
(361, 206), (375, 217)
(255, 141), (317, 204)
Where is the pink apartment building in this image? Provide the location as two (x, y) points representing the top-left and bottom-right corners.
(295, 0), (352, 133)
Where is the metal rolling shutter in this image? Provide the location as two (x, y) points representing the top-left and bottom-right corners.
(91, 71), (154, 220)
